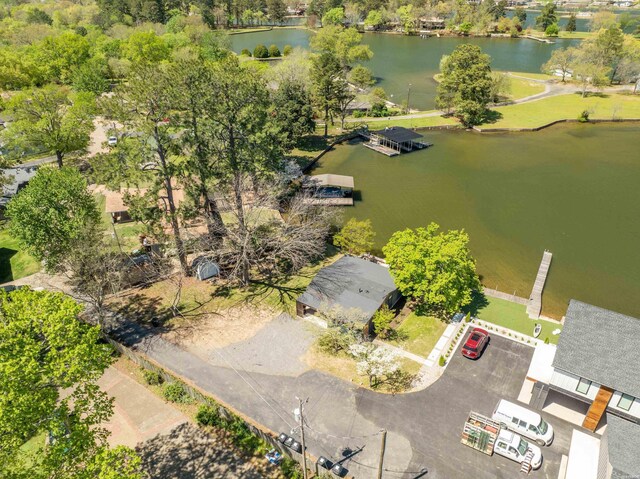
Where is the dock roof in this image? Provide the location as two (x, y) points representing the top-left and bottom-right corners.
(552, 300), (640, 398)
(310, 174), (354, 189)
(373, 127), (422, 143)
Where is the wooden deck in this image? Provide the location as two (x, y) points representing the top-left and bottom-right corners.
(363, 142), (399, 156)
(527, 250), (553, 319)
(303, 197), (354, 206)
(583, 386), (613, 431)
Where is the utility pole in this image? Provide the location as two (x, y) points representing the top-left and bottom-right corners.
(296, 397), (309, 479)
(377, 429), (387, 479)
(406, 84), (412, 114)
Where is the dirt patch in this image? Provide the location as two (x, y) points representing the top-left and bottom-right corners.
(162, 304), (277, 358)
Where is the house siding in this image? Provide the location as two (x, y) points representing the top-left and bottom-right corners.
(550, 369), (601, 401)
(607, 392), (640, 421)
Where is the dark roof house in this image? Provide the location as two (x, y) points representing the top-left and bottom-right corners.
(296, 256), (400, 327)
(553, 300), (640, 399)
(599, 414), (640, 479)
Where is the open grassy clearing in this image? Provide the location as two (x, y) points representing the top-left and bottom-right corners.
(475, 296), (561, 344)
(388, 312), (448, 358)
(357, 114), (460, 130)
(0, 227), (40, 283)
(485, 92), (640, 129)
(507, 71), (554, 81)
(505, 75), (546, 100)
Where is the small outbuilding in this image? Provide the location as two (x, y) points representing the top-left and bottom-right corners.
(304, 174), (355, 206)
(296, 255), (401, 335)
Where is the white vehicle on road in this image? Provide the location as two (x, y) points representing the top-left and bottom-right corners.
(494, 429), (542, 470)
(492, 399), (554, 446)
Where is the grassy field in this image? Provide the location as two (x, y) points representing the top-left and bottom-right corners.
(527, 30), (595, 40)
(389, 312), (448, 357)
(484, 92), (640, 129)
(0, 227), (40, 283)
(359, 114), (460, 130)
(475, 296), (562, 344)
(506, 75), (546, 100)
(507, 71), (554, 81)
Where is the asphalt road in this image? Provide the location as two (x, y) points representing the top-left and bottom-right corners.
(114, 321), (573, 479)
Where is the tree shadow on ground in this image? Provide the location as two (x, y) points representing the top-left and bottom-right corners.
(481, 110), (504, 125)
(112, 292), (170, 326)
(573, 91), (610, 98)
(136, 423), (267, 479)
(295, 135), (329, 152)
(0, 247), (17, 283)
(465, 290), (489, 317)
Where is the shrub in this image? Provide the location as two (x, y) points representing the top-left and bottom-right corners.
(465, 312), (471, 323)
(163, 382), (191, 403)
(253, 44), (269, 58)
(544, 337), (550, 344)
(240, 48), (252, 56)
(353, 110), (365, 118)
(196, 404), (224, 427)
(317, 328), (356, 354)
(578, 110), (590, 122)
(439, 355), (446, 367)
(143, 369), (164, 385)
(545, 23), (559, 37)
(268, 44), (281, 57)
(228, 417), (265, 453)
(283, 44), (293, 56)
(372, 305), (394, 339)
(281, 457), (304, 479)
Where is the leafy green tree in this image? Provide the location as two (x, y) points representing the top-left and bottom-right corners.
(372, 305), (395, 339)
(73, 58), (110, 95)
(514, 6), (527, 23)
(322, 7), (344, 26)
(545, 23), (559, 37)
(348, 65), (375, 89)
(396, 5), (416, 34)
(535, 2), (557, 31)
(589, 10), (618, 32)
(0, 288), (143, 479)
(26, 7), (53, 25)
(364, 10), (385, 30)
(266, 0), (287, 24)
(310, 25), (373, 69)
(591, 25), (625, 80)
(253, 44), (269, 58)
(241, 48), (252, 56)
(333, 218), (375, 255)
(268, 44), (281, 57)
(271, 79), (315, 148)
(436, 44), (493, 127)
(283, 44), (293, 56)
(1, 85), (96, 167)
(121, 30), (170, 64)
(7, 167), (101, 271)
(542, 47), (578, 81)
(35, 32), (91, 84)
(566, 13), (577, 33)
(311, 52), (343, 137)
(382, 223), (480, 316)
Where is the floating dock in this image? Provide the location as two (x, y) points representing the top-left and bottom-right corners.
(360, 127), (432, 156)
(527, 250), (553, 319)
(303, 197), (354, 206)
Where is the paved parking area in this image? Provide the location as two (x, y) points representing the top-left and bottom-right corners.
(354, 335), (573, 479)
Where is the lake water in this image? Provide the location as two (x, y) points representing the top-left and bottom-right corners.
(310, 123), (640, 319)
(230, 30), (578, 109)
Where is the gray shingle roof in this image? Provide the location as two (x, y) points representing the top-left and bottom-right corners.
(607, 414), (640, 479)
(297, 256), (397, 320)
(373, 127), (422, 143)
(552, 300), (640, 398)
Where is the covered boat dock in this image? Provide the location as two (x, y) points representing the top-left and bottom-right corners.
(304, 174), (354, 206)
(363, 127), (432, 156)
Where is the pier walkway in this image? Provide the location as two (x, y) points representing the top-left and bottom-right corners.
(527, 250), (553, 319)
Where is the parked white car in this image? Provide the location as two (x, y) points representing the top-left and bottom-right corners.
(494, 429), (542, 470)
(492, 399), (554, 446)
(107, 136), (118, 146)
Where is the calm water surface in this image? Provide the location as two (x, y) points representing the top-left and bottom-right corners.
(310, 123), (640, 319)
(230, 31), (578, 109)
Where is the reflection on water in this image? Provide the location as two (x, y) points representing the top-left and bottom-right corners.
(310, 123), (640, 319)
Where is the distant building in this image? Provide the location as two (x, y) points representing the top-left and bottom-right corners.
(296, 256), (401, 335)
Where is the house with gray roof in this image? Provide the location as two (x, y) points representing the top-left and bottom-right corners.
(597, 414), (640, 479)
(296, 256), (401, 335)
(546, 300), (640, 432)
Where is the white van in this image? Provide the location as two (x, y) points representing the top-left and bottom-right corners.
(492, 399), (554, 446)
(494, 430), (542, 470)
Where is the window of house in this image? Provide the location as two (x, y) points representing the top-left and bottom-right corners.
(617, 394), (635, 411)
(576, 378), (591, 395)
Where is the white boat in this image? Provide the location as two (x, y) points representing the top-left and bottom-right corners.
(533, 324), (542, 338)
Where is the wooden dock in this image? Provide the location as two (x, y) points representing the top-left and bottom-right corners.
(363, 142), (400, 156)
(527, 250), (553, 319)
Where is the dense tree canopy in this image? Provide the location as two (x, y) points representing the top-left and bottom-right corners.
(0, 288), (143, 479)
(383, 223), (480, 316)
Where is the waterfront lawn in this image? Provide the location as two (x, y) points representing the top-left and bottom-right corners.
(361, 114), (460, 130)
(0, 227), (40, 283)
(506, 76), (546, 100)
(507, 71), (554, 81)
(486, 92), (640, 129)
(475, 296), (561, 344)
(389, 312), (448, 357)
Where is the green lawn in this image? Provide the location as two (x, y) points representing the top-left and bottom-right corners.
(360, 114), (460, 130)
(506, 75), (546, 100)
(0, 228), (40, 283)
(475, 296), (562, 344)
(389, 312), (448, 357)
(507, 71), (554, 81)
(527, 30), (595, 40)
(484, 93), (640, 129)
(19, 431), (46, 467)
